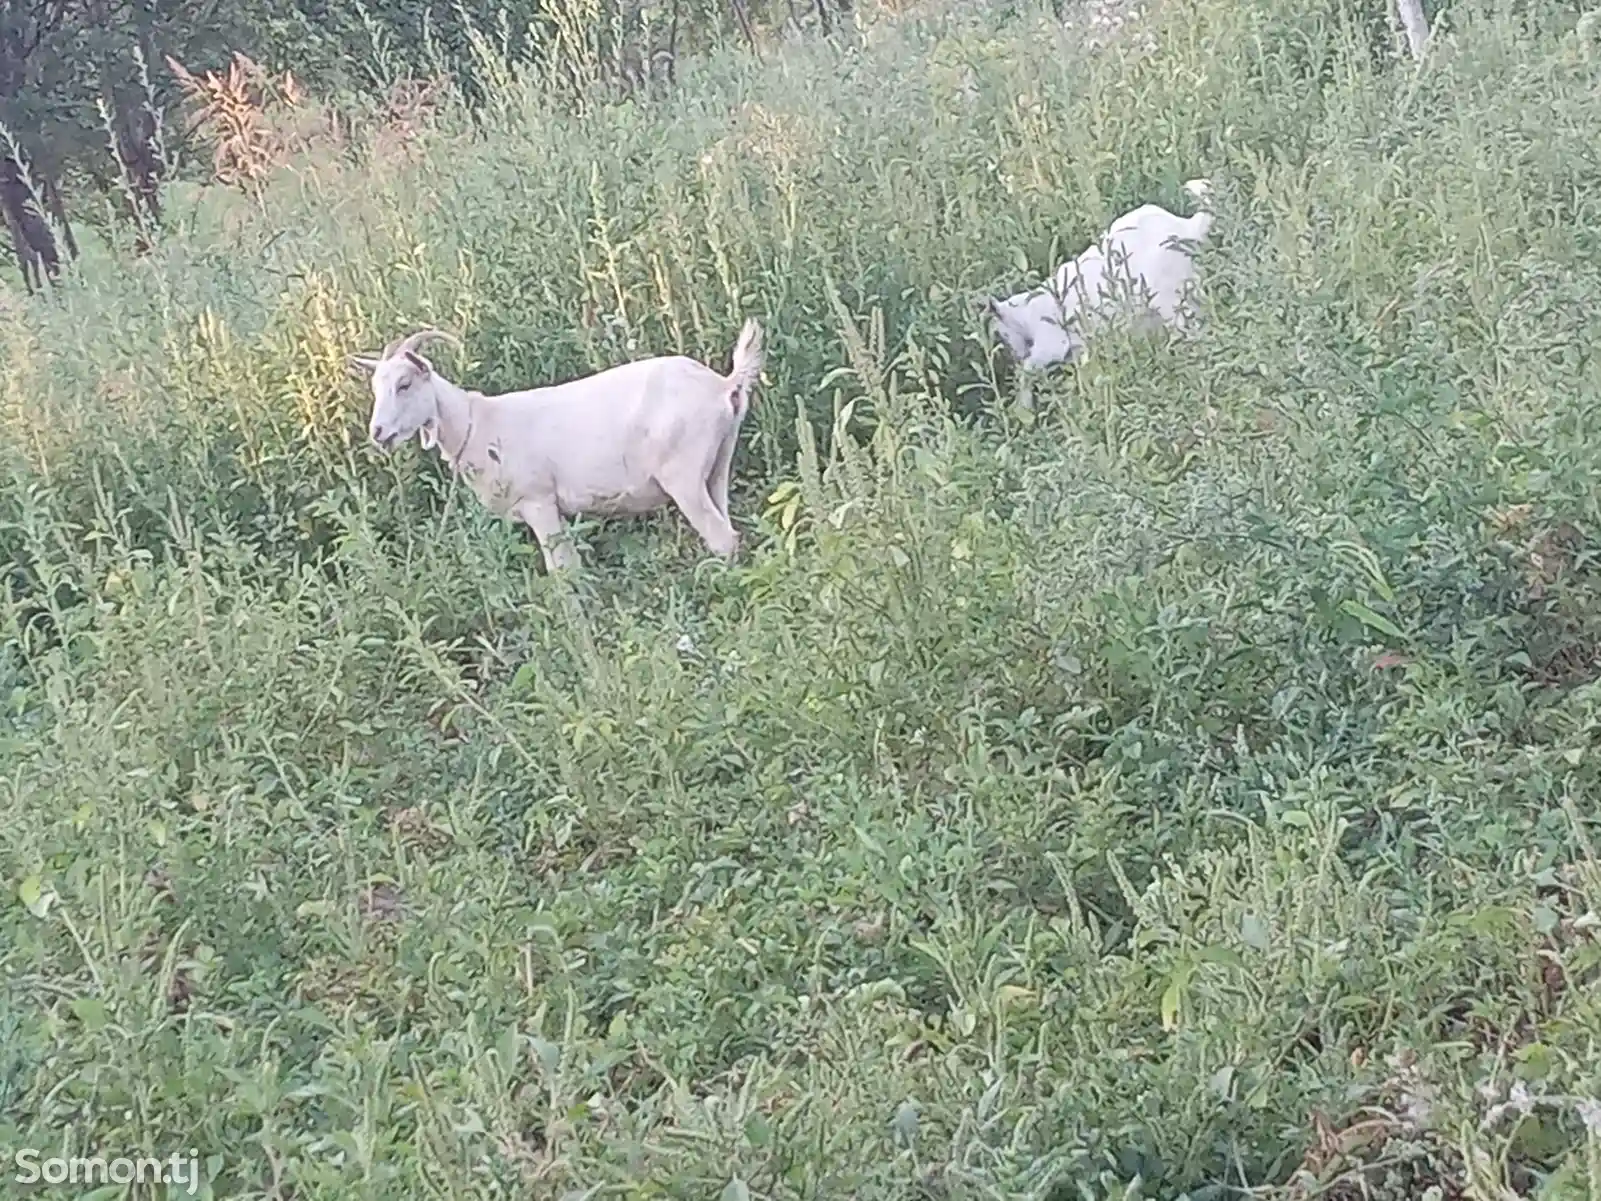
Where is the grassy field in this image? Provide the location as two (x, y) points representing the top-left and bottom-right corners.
(5, 0), (1601, 1196)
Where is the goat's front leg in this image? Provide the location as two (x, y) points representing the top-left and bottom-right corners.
(1015, 369), (1037, 410)
(516, 495), (581, 572)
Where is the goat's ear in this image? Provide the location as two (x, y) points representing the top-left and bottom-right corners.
(418, 420), (439, 450)
(346, 354), (380, 378)
(403, 350), (432, 376)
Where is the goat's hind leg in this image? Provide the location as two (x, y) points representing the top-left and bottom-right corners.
(657, 466), (739, 559)
(706, 431), (737, 523)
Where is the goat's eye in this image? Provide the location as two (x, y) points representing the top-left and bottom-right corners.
(395, 379), (410, 392)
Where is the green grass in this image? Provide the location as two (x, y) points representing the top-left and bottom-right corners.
(5, 0), (1601, 1196)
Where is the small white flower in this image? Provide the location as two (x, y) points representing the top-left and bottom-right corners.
(1402, 1091), (1434, 1128)
(675, 633), (696, 655)
(1481, 1080), (1539, 1131)
(1577, 1098), (1601, 1136)
(1509, 1081), (1534, 1115)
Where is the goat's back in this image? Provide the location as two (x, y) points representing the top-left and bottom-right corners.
(515, 354), (722, 406)
(476, 353), (738, 508)
(1104, 203), (1204, 246)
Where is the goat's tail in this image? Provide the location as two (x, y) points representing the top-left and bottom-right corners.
(725, 317), (765, 417)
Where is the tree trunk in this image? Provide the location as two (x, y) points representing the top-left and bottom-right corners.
(2, 202), (38, 291)
(41, 174), (76, 258)
(666, 0), (679, 83)
(103, 85), (162, 250)
(0, 153), (61, 293)
(123, 110), (162, 225)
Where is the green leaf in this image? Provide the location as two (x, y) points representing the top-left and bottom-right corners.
(1339, 599), (1405, 641)
(721, 1177), (750, 1201)
(18, 875), (54, 919)
(1513, 1041), (1554, 1080)
(744, 1112), (772, 1147)
(496, 1025), (522, 1073)
(70, 996), (107, 1032)
(1456, 905), (1518, 937)
(995, 983), (1036, 1009)
(853, 825), (885, 856)
(1160, 979), (1182, 1030)
(1194, 945), (1245, 969)
(530, 1037), (561, 1078)
(1534, 1149), (1590, 1200)
(1160, 962), (1192, 1031)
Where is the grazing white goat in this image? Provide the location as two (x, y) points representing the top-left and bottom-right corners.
(987, 178), (1214, 372)
(348, 321), (765, 571)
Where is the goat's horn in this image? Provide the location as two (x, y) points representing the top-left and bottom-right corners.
(382, 327), (461, 360)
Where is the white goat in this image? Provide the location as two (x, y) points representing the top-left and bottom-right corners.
(348, 321), (765, 571)
(987, 178), (1214, 372)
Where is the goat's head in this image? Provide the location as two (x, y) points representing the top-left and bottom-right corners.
(985, 292), (1080, 371)
(348, 328), (460, 452)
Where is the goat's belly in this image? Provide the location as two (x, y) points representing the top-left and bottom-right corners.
(559, 479), (671, 517)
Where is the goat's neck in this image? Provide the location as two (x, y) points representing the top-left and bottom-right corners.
(430, 375), (479, 468)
